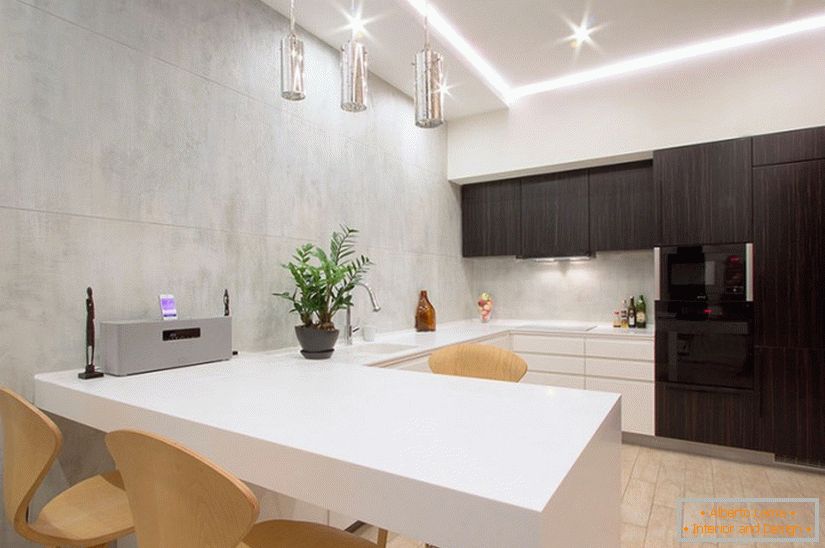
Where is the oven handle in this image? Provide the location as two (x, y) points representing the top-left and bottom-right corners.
(654, 247), (661, 301)
(746, 243), (753, 302)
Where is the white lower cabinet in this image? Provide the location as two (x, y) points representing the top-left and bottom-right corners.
(514, 332), (655, 436)
(519, 353), (585, 375)
(382, 331), (655, 436)
(522, 371), (585, 389)
(585, 377), (654, 436)
(393, 355), (430, 372)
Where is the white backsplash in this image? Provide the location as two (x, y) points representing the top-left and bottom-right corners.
(467, 250), (656, 324)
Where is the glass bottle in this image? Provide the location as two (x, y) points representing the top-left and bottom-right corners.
(620, 299), (629, 329)
(636, 295), (647, 329)
(415, 290), (436, 332)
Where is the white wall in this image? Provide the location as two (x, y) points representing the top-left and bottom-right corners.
(467, 251), (654, 324)
(447, 31), (825, 182)
(0, 1), (471, 545)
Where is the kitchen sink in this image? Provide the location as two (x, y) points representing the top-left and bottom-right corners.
(334, 343), (419, 360)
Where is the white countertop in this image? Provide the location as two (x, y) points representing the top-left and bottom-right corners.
(34, 318), (624, 546)
(306, 318), (654, 367)
(36, 356), (617, 511)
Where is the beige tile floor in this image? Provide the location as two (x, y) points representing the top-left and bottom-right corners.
(359, 444), (825, 548)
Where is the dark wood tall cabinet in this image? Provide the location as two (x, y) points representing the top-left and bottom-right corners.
(753, 161), (825, 350)
(520, 171), (589, 258)
(753, 158), (825, 465)
(654, 138), (752, 245)
(461, 180), (522, 257)
(753, 126), (825, 166)
(655, 384), (758, 450)
(758, 347), (825, 464)
(589, 161), (655, 251)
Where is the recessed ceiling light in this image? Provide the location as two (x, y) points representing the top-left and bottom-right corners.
(509, 12), (825, 101)
(565, 13), (600, 50)
(570, 23), (593, 48)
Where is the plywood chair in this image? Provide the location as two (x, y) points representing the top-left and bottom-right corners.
(428, 343), (528, 382)
(0, 386), (134, 548)
(105, 429), (387, 548)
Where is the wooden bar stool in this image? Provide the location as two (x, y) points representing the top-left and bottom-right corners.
(424, 343), (527, 548)
(0, 387), (134, 547)
(105, 429), (388, 548)
(428, 343), (528, 382)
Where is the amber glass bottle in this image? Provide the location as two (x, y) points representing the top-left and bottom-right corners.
(415, 290), (436, 332)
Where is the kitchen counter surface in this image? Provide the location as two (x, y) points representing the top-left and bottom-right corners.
(35, 335), (621, 547)
(315, 319), (654, 367)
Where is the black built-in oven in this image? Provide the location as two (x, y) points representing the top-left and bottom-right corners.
(655, 301), (753, 389)
(655, 244), (754, 391)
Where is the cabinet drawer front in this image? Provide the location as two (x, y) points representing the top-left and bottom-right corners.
(481, 335), (510, 350)
(520, 353), (585, 375)
(393, 356), (430, 373)
(585, 377), (654, 435)
(586, 338), (653, 361)
(523, 371), (585, 390)
(512, 334), (584, 355)
(586, 357), (654, 382)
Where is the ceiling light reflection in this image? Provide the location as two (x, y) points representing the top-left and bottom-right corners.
(510, 12), (825, 101)
(402, 0), (510, 102)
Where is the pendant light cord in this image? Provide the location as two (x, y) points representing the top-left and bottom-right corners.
(289, 0), (295, 34)
(424, 1), (430, 48)
(351, 0), (356, 39)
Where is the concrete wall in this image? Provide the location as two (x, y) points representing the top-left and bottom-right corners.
(447, 30), (825, 182)
(467, 251), (655, 324)
(0, 0), (471, 544)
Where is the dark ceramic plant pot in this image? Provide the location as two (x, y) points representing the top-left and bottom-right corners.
(295, 326), (339, 360)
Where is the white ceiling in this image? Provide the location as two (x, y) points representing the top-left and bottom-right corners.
(261, 0), (825, 120)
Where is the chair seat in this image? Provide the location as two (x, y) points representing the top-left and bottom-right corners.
(240, 520), (377, 548)
(31, 470), (134, 545)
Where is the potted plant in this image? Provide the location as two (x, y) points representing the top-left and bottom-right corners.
(274, 226), (372, 359)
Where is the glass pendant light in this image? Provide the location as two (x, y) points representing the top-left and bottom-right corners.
(280, 0), (305, 101)
(340, 0), (368, 112)
(414, 5), (444, 128)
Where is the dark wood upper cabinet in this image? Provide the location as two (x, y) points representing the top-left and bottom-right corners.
(753, 160), (825, 349)
(753, 126), (825, 166)
(654, 138), (752, 245)
(520, 171), (589, 258)
(589, 161), (655, 251)
(461, 180), (522, 257)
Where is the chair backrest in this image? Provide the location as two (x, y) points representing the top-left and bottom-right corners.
(428, 343), (528, 382)
(0, 387), (62, 537)
(105, 430), (259, 548)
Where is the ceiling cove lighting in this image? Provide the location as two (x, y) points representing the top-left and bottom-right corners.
(509, 12), (825, 101)
(414, 4), (445, 128)
(341, 0), (369, 112)
(402, 0), (510, 102)
(280, 0), (305, 101)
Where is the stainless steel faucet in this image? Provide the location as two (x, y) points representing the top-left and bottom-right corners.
(345, 282), (381, 345)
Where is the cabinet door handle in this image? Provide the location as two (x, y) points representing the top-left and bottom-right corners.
(746, 243), (754, 302)
(654, 247), (661, 300)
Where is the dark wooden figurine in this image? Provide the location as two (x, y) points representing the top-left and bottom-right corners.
(79, 287), (104, 379)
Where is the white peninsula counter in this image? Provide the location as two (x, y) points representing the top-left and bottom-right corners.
(35, 322), (622, 548)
